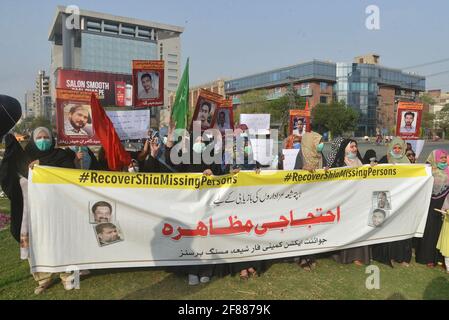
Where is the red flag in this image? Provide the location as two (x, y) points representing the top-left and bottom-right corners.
(305, 99), (309, 111)
(90, 93), (131, 171)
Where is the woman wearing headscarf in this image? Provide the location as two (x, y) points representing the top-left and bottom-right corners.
(221, 126), (266, 280)
(415, 149), (449, 267)
(293, 131), (327, 270)
(294, 131), (327, 172)
(378, 137), (411, 165)
(326, 137), (345, 169)
(25, 127), (82, 169)
(362, 149), (378, 165)
(163, 121), (225, 285)
(277, 134), (301, 170)
(330, 138), (371, 266)
(24, 127), (87, 293)
(372, 137), (412, 267)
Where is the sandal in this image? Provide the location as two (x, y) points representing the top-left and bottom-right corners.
(34, 278), (53, 295)
(298, 259), (312, 271)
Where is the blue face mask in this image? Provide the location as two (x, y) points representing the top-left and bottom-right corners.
(316, 143), (324, 153)
(35, 138), (52, 151)
(437, 162), (448, 170)
(193, 142), (206, 154)
(390, 150), (403, 159)
(293, 142), (301, 150)
(346, 152), (357, 160)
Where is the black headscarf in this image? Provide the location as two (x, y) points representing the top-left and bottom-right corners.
(362, 149), (377, 165)
(331, 139), (363, 168)
(24, 127), (76, 169)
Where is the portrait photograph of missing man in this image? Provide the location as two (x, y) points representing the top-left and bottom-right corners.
(291, 116), (306, 136)
(399, 110), (417, 134)
(89, 200), (115, 224)
(137, 71), (160, 100)
(63, 102), (93, 136)
(368, 191), (391, 227)
(195, 98), (217, 131)
(213, 108), (232, 132)
(94, 222), (124, 247)
(373, 191), (391, 210)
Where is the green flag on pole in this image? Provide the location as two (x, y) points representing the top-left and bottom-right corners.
(171, 58), (189, 129)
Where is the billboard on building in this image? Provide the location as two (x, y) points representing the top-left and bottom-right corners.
(132, 60), (165, 108)
(56, 69), (132, 107)
(395, 102), (423, 140)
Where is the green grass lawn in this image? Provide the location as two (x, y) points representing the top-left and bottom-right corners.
(1, 198), (449, 300)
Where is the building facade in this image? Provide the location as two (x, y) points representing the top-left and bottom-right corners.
(25, 70), (52, 120)
(225, 55), (425, 136)
(225, 60), (336, 109)
(48, 6), (184, 111)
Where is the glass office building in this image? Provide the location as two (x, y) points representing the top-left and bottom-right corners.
(336, 63), (425, 136)
(81, 32), (157, 74)
(48, 6), (183, 109)
(225, 59), (425, 136)
(225, 61), (336, 94)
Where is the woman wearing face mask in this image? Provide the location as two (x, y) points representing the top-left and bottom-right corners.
(378, 137), (410, 164)
(330, 139), (371, 266)
(25, 127), (87, 293)
(415, 150), (449, 267)
(293, 132), (327, 270)
(372, 138), (412, 267)
(223, 128), (265, 280)
(294, 131), (327, 172)
(163, 122), (224, 285)
(26, 127), (83, 169)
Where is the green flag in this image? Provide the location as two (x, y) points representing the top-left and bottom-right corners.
(171, 58), (189, 129)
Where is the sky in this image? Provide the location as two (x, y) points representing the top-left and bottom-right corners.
(1, 0), (449, 105)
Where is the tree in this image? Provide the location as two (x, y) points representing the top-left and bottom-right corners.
(312, 101), (359, 136)
(14, 116), (54, 135)
(437, 105), (449, 138)
(233, 89), (271, 124)
(419, 93), (436, 106)
(421, 111), (436, 131)
(233, 88), (305, 138)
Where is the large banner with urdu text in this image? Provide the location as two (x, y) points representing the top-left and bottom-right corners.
(28, 165), (433, 272)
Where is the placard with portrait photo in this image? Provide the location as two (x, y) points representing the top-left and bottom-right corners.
(190, 89), (223, 132)
(132, 60), (164, 108)
(289, 109), (311, 135)
(56, 89), (101, 146)
(212, 99), (234, 134)
(395, 102), (423, 140)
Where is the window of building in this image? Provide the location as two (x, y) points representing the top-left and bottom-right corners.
(320, 96), (328, 104)
(320, 82), (328, 91)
